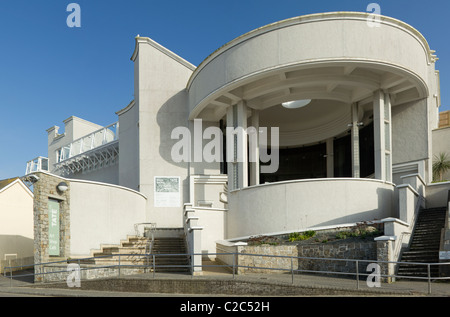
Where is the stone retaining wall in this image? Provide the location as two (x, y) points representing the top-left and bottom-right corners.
(296, 242), (377, 275)
(236, 245), (298, 274)
(218, 240), (389, 278)
(39, 264), (150, 283)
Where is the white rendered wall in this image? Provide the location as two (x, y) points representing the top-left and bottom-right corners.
(67, 164), (119, 186)
(117, 101), (140, 191)
(132, 37), (221, 228)
(426, 182), (450, 208)
(69, 179), (147, 256)
(432, 127), (450, 181)
(133, 37), (192, 228)
(391, 98), (429, 181)
(227, 178), (396, 239)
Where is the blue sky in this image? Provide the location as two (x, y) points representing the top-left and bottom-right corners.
(0, 0), (449, 179)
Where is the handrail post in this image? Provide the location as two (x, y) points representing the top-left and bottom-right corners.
(232, 253), (236, 279)
(356, 260), (360, 290)
(428, 264), (431, 295)
(152, 254), (155, 278)
(191, 253), (194, 279)
(118, 254), (121, 277)
(291, 257), (294, 284)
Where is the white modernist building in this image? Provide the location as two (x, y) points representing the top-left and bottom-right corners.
(27, 12), (450, 266)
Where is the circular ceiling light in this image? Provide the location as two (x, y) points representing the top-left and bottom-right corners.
(282, 99), (312, 109)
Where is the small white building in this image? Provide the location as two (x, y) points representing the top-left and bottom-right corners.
(26, 12), (450, 267)
(0, 178), (34, 272)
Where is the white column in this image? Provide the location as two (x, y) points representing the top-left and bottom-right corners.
(351, 103), (360, 178)
(373, 90), (386, 181)
(226, 106), (236, 191)
(326, 138), (334, 178)
(226, 101), (249, 190)
(384, 93), (393, 183)
(236, 101), (248, 189)
(373, 90), (392, 182)
(249, 109), (260, 186)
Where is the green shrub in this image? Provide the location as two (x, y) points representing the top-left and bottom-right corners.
(289, 230), (316, 242)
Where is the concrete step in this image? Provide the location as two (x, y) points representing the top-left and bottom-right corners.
(87, 235), (190, 273)
(398, 207), (446, 277)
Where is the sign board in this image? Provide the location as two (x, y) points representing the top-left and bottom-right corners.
(48, 199), (60, 256)
(154, 177), (180, 207)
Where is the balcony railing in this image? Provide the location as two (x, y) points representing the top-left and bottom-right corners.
(25, 157), (49, 175)
(56, 122), (119, 163)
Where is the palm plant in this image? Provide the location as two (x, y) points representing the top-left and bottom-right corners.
(433, 152), (450, 182)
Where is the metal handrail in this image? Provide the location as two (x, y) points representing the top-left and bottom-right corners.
(4, 252), (450, 294)
(55, 122), (119, 164)
(25, 156), (49, 175)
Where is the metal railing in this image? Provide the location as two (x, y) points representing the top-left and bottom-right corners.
(25, 157), (49, 175)
(3, 253), (450, 295)
(55, 122), (119, 164)
(133, 223), (156, 258)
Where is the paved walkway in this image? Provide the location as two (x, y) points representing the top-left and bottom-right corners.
(0, 261), (449, 297)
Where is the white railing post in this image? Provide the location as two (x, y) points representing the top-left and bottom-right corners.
(102, 128), (107, 145)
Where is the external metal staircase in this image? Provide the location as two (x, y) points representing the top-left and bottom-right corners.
(397, 207), (447, 278)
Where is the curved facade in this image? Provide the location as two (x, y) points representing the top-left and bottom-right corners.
(188, 12), (434, 120)
(133, 12), (441, 245)
(227, 178), (396, 239)
(183, 12), (440, 194)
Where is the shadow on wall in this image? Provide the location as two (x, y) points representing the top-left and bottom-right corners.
(156, 90), (190, 169)
(426, 182), (450, 208)
(314, 186), (396, 228)
(156, 90), (222, 205)
(0, 235), (34, 270)
(156, 90), (222, 175)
